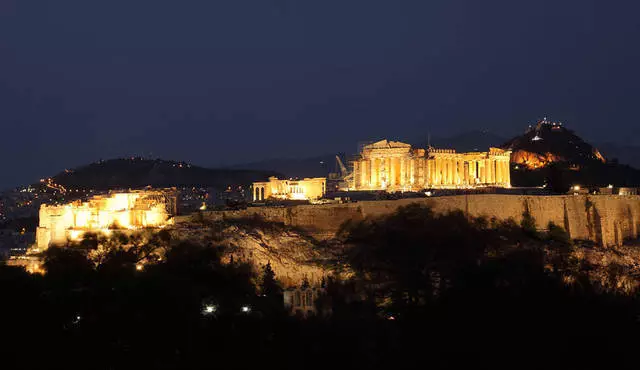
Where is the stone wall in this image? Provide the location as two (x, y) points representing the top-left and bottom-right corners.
(176, 195), (640, 247)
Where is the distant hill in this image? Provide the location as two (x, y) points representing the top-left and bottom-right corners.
(502, 119), (606, 169)
(501, 119), (640, 189)
(49, 158), (280, 190)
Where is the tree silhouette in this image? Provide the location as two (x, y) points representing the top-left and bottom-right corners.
(260, 262), (281, 297)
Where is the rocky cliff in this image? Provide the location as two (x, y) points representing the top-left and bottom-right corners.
(171, 218), (340, 286)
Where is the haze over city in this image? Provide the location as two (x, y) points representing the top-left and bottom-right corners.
(2, 0), (640, 189)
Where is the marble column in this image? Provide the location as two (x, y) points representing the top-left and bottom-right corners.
(409, 158), (415, 185)
(491, 159), (497, 184)
(463, 162), (469, 185)
(371, 159), (377, 187)
(504, 160), (511, 186)
(442, 158), (448, 185)
(389, 158), (396, 187)
(482, 159), (489, 184)
(400, 158), (407, 186)
(379, 158), (384, 187)
(449, 158), (455, 185)
(361, 160), (368, 188)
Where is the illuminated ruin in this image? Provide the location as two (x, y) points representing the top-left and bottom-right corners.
(350, 140), (511, 191)
(253, 177), (327, 201)
(35, 190), (177, 250)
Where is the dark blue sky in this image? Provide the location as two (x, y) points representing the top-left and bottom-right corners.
(1, 0), (639, 189)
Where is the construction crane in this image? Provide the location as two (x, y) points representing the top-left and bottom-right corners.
(327, 155), (353, 192)
(335, 155), (349, 178)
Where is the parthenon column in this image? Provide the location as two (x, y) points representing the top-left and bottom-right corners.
(361, 160), (368, 188)
(463, 162), (469, 185)
(489, 158), (498, 184)
(452, 159), (458, 185)
(441, 158), (448, 185)
(505, 160), (511, 186)
(409, 158), (415, 185)
(371, 159), (378, 187)
(400, 158), (407, 186)
(444, 158), (451, 185)
(483, 159), (490, 184)
(389, 158), (396, 187)
(378, 158), (384, 187)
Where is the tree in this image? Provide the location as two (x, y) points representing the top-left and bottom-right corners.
(260, 262), (281, 297)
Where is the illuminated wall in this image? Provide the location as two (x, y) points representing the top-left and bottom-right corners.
(35, 190), (176, 249)
(253, 177), (327, 201)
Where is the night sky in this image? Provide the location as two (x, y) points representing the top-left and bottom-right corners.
(1, 0), (639, 190)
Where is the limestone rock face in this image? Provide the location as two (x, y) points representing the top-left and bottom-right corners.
(571, 243), (640, 294)
(172, 221), (339, 287)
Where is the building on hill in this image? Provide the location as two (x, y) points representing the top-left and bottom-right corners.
(349, 139), (511, 191)
(252, 177), (326, 201)
(35, 189), (177, 250)
(283, 286), (329, 317)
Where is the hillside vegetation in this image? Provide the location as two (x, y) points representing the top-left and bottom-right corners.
(49, 158), (279, 190)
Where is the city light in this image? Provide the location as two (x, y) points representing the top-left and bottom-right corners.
(241, 305), (251, 313)
(136, 264), (144, 271)
(202, 304), (218, 315)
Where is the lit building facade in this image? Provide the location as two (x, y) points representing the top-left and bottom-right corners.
(283, 286), (327, 317)
(350, 140), (511, 191)
(35, 190), (177, 250)
(253, 177), (326, 201)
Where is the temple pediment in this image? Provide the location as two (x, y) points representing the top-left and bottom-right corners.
(364, 139), (412, 150)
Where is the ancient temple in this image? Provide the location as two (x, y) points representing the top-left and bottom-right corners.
(350, 140), (511, 191)
(253, 177), (327, 201)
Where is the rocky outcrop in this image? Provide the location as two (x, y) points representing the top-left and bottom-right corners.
(172, 220), (338, 287)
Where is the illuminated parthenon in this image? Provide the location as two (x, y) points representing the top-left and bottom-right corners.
(350, 140), (511, 191)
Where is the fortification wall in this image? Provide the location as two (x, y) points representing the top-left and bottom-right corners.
(176, 195), (640, 247)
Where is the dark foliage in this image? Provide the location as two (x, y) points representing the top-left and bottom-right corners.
(1, 207), (639, 369)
